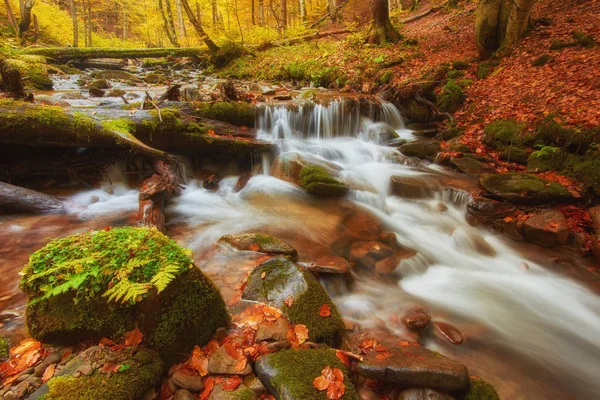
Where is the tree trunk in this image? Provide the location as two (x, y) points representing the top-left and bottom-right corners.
(0, 182), (65, 214)
(164, 0), (179, 45)
(3, 0), (18, 34)
(0, 59), (25, 97)
(234, 0), (244, 43)
(475, 0), (537, 58)
(212, 0), (217, 25)
(298, 0), (306, 23)
(86, 0), (93, 46)
(70, 0), (78, 47)
(328, 0), (337, 21)
(280, 0), (287, 30)
(24, 47), (207, 60)
(175, 0), (187, 39)
(251, 0), (255, 24)
(17, 0), (34, 41)
(122, 8), (127, 40)
(368, 0), (400, 45)
(158, 0), (180, 47)
(180, 0), (220, 52)
(259, 0), (264, 25)
(196, 2), (201, 27)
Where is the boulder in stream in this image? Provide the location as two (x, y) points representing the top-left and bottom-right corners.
(523, 210), (570, 247)
(479, 173), (573, 204)
(299, 165), (348, 197)
(218, 233), (298, 261)
(242, 256), (345, 346)
(254, 348), (360, 400)
(398, 140), (441, 160)
(20, 227), (230, 361)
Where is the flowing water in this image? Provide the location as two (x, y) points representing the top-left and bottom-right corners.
(1, 94), (600, 399)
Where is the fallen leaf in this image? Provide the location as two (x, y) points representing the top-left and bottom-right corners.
(249, 243), (260, 251)
(319, 304), (331, 317)
(100, 363), (121, 374)
(99, 337), (116, 347)
(284, 295), (294, 308)
(41, 364), (55, 383)
(335, 350), (350, 367)
(190, 346), (208, 376)
(293, 324), (309, 344)
(222, 376), (243, 390)
(399, 341), (410, 347)
(200, 376), (215, 400)
(235, 356), (248, 372)
(261, 271), (267, 279)
(124, 327), (143, 347)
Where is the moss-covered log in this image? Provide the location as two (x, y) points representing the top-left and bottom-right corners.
(22, 47), (207, 61)
(0, 181), (65, 214)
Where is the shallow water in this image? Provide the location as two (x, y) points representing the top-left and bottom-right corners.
(1, 93), (600, 399)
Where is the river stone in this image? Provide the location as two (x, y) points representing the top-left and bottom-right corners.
(20, 227), (230, 362)
(398, 140), (441, 160)
(218, 233), (298, 261)
(242, 256), (345, 346)
(450, 157), (493, 175)
(398, 388), (454, 400)
(299, 165), (348, 196)
(208, 345), (252, 375)
(355, 332), (469, 391)
(91, 70), (144, 83)
(305, 255), (351, 274)
(172, 369), (205, 391)
(254, 348), (360, 400)
(244, 374), (266, 395)
(365, 122), (399, 143)
(523, 210), (569, 247)
(479, 173), (573, 205)
(208, 382), (257, 400)
(588, 206), (600, 229)
(390, 176), (451, 199)
(401, 307), (431, 331)
(466, 197), (515, 225)
(255, 317), (290, 342)
(433, 322), (464, 345)
(174, 389), (197, 400)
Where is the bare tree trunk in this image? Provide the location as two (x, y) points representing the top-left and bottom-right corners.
(82, 0), (88, 46)
(158, 0), (180, 46)
(298, 0), (306, 23)
(280, 0), (287, 30)
(196, 2), (201, 27)
(328, 0), (336, 21)
(259, 0), (264, 25)
(175, 0), (187, 39)
(212, 0), (217, 25)
(251, 0), (255, 24)
(233, 0), (244, 43)
(86, 0), (93, 46)
(368, 0), (400, 44)
(70, 0), (78, 47)
(3, 0), (18, 34)
(17, 0), (34, 43)
(180, 0), (220, 52)
(164, 0), (179, 44)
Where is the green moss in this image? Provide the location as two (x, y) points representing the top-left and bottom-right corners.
(482, 119), (528, 147)
(460, 377), (500, 400)
(405, 38), (419, 46)
(476, 60), (500, 79)
(480, 172), (572, 203)
(437, 80), (465, 113)
(573, 160), (600, 195)
(447, 70), (464, 79)
(144, 73), (168, 84)
(89, 79), (110, 90)
(452, 60), (470, 70)
(25, 67), (53, 90)
(299, 165), (348, 196)
(527, 146), (565, 172)
(536, 117), (597, 154)
(549, 40), (577, 50)
(265, 348), (360, 400)
(573, 31), (595, 48)
(376, 70), (394, 85)
(499, 145), (532, 164)
(44, 353), (163, 400)
(532, 54), (553, 67)
(107, 89), (127, 97)
(0, 336), (9, 361)
(90, 70), (142, 82)
(193, 101), (255, 127)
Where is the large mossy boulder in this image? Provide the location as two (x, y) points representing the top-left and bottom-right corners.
(482, 119), (528, 148)
(218, 233), (298, 261)
(526, 146), (565, 172)
(255, 348), (360, 400)
(193, 101), (255, 127)
(32, 345), (164, 400)
(300, 165), (348, 197)
(242, 256), (345, 346)
(25, 67), (54, 90)
(20, 227), (230, 360)
(479, 173), (573, 204)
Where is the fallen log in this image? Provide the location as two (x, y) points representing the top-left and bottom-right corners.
(22, 47), (207, 61)
(400, 1), (449, 24)
(308, 0), (351, 28)
(0, 181), (64, 214)
(256, 29), (352, 51)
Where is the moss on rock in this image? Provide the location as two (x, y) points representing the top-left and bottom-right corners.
(480, 173), (573, 204)
(437, 80), (465, 113)
(89, 79), (111, 90)
(90, 70), (143, 83)
(20, 227), (229, 359)
(527, 146), (565, 172)
(299, 165), (348, 197)
(43, 350), (164, 400)
(482, 119), (529, 148)
(255, 348), (360, 400)
(0, 336), (9, 361)
(193, 101), (255, 127)
(143, 73), (168, 84)
(499, 145), (532, 164)
(398, 140), (441, 160)
(25, 67), (54, 90)
(573, 160), (600, 195)
(460, 377), (500, 400)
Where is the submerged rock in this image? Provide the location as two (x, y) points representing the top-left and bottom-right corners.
(242, 256), (345, 346)
(523, 210), (569, 247)
(479, 173), (573, 204)
(399, 140), (441, 160)
(401, 307), (431, 331)
(90, 69), (143, 83)
(398, 388), (453, 400)
(450, 157), (493, 175)
(20, 227), (230, 360)
(355, 332), (469, 391)
(433, 321), (464, 345)
(218, 233), (298, 261)
(254, 348), (360, 400)
(299, 165), (349, 196)
(466, 197), (515, 225)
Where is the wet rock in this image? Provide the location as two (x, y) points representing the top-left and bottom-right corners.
(433, 322), (464, 345)
(107, 89), (127, 97)
(374, 249), (418, 274)
(390, 175), (459, 200)
(235, 172), (252, 192)
(401, 308), (431, 331)
(305, 255), (351, 274)
(255, 317), (290, 342)
(365, 122), (399, 143)
(208, 345), (252, 375)
(91, 70), (143, 83)
(451, 227), (496, 257)
(242, 256), (345, 346)
(450, 157), (493, 175)
(523, 210), (569, 247)
(466, 197), (515, 225)
(33, 352), (62, 377)
(300, 165), (348, 196)
(0, 181), (65, 214)
(60, 91), (86, 100)
(479, 173), (573, 205)
(349, 241), (393, 262)
(218, 233), (298, 260)
(357, 386), (379, 400)
(339, 209), (382, 239)
(21, 227), (230, 361)
(202, 175), (220, 190)
(144, 73), (168, 84)
(208, 382), (257, 400)
(589, 206), (600, 229)
(89, 79), (111, 89)
(88, 88), (105, 97)
(243, 374), (266, 396)
(174, 389), (197, 400)
(399, 140), (441, 160)
(398, 388), (454, 400)
(355, 332), (469, 391)
(254, 348), (359, 400)
(172, 370), (205, 391)
(492, 218), (524, 240)
(77, 364), (94, 376)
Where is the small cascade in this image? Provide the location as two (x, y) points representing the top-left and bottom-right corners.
(256, 97), (407, 141)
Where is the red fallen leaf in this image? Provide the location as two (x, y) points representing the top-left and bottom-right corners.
(284, 295), (294, 308)
(222, 375), (243, 390)
(42, 364), (56, 383)
(235, 356), (248, 372)
(257, 342), (271, 356)
(190, 346), (208, 376)
(399, 341), (410, 347)
(224, 342), (243, 360)
(99, 337), (116, 347)
(503, 216), (513, 222)
(103, 226), (111, 231)
(332, 368), (344, 381)
(313, 373), (331, 390)
(293, 324), (309, 344)
(258, 395), (276, 400)
(327, 379), (346, 399)
(319, 304), (331, 317)
(124, 327), (143, 347)
(158, 381), (174, 400)
(200, 376), (215, 400)
(376, 351), (392, 360)
(249, 243), (260, 251)
(335, 350), (350, 367)
(100, 362), (121, 374)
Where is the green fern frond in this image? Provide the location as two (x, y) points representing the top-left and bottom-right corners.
(103, 279), (151, 304)
(150, 264), (180, 293)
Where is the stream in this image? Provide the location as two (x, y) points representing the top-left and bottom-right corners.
(1, 71), (600, 399)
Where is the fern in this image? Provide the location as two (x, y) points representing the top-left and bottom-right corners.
(151, 264), (180, 293)
(103, 279), (151, 304)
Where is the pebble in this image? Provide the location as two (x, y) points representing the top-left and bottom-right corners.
(78, 364), (94, 376)
(72, 371), (82, 378)
(434, 321), (464, 345)
(3, 390), (18, 400)
(173, 389), (197, 400)
(172, 370), (204, 392)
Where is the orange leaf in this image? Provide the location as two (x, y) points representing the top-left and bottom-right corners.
(376, 351), (392, 360)
(235, 356), (248, 372)
(313, 375), (331, 391)
(399, 341), (410, 347)
(332, 368), (344, 381)
(319, 304), (331, 317)
(42, 364), (56, 383)
(222, 376), (243, 391)
(327, 379), (346, 399)
(293, 324), (309, 344)
(190, 346), (208, 376)
(99, 337), (116, 347)
(284, 295), (294, 308)
(200, 376), (215, 400)
(100, 363), (120, 374)
(124, 328), (144, 347)
(335, 350), (350, 367)
(249, 243), (260, 251)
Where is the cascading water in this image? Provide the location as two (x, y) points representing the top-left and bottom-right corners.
(18, 97), (600, 399)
